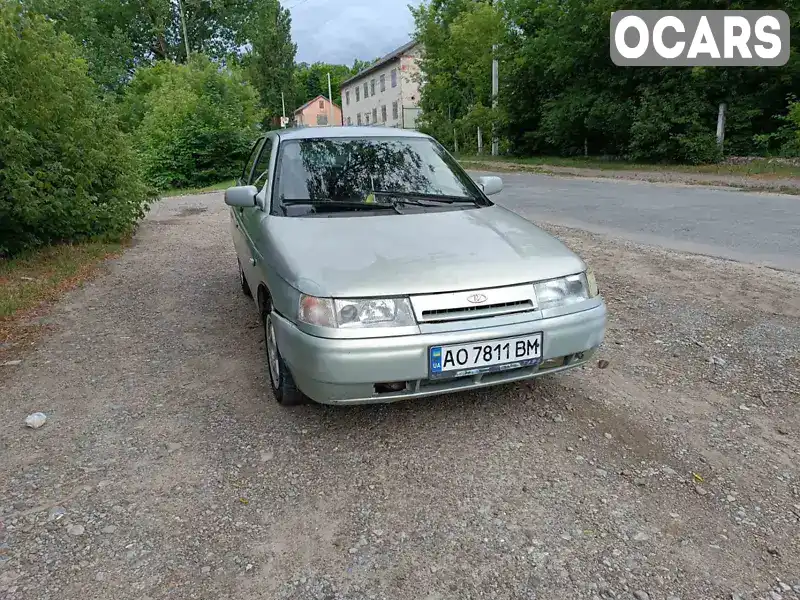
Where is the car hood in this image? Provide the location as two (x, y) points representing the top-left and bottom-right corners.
(268, 205), (586, 297)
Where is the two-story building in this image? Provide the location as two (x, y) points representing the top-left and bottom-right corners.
(293, 95), (343, 127)
(339, 41), (423, 129)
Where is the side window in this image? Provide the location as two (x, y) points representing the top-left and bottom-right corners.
(250, 138), (273, 187)
(241, 138), (263, 184)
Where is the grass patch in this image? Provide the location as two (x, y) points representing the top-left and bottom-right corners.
(459, 155), (800, 179)
(0, 241), (123, 321)
(161, 179), (235, 198)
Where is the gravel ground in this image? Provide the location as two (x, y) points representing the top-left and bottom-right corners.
(1, 192), (799, 600)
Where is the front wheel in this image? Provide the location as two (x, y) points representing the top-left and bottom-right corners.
(264, 310), (307, 406)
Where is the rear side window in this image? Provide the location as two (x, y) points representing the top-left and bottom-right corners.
(250, 139), (273, 187)
(241, 138), (263, 183)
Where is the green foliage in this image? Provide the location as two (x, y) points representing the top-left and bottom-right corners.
(291, 62), (356, 110)
(0, 3), (153, 256)
(27, 0), (260, 92)
(412, 0), (505, 152)
(785, 101), (800, 155)
(121, 56), (263, 190)
(415, 0), (800, 163)
(241, 0), (296, 122)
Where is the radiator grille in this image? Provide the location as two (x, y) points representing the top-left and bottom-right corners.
(420, 299), (534, 322)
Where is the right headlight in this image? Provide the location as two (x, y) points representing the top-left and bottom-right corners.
(298, 294), (416, 329)
(534, 272), (596, 310)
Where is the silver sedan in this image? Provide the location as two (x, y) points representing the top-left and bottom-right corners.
(225, 126), (606, 406)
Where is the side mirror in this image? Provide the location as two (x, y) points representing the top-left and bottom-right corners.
(476, 175), (503, 196)
(224, 185), (258, 208)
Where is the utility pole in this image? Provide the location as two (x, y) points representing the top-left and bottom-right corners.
(327, 72), (335, 126)
(281, 91), (287, 128)
(491, 45), (499, 156)
(489, 0), (499, 156)
(177, 0), (190, 60)
(477, 127), (483, 155)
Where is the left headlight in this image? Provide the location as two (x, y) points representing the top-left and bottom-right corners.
(298, 294), (416, 328)
(534, 271), (597, 310)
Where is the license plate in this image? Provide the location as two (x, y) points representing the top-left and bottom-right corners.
(429, 332), (543, 379)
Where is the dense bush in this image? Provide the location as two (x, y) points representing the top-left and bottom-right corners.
(120, 57), (263, 190)
(0, 3), (153, 256)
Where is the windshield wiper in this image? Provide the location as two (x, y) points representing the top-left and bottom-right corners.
(280, 198), (400, 214)
(372, 190), (478, 204)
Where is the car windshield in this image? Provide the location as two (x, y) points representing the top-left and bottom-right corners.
(274, 136), (483, 210)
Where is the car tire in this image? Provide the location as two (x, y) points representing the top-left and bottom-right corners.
(264, 309), (307, 406)
(238, 259), (252, 297)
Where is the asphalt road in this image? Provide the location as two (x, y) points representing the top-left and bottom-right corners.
(470, 170), (800, 272)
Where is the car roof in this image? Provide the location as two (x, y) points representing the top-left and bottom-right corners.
(275, 126), (431, 142)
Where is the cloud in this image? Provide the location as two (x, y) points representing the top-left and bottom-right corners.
(288, 0), (421, 65)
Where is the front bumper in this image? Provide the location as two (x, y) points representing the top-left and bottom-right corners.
(272, 301), (607, 405)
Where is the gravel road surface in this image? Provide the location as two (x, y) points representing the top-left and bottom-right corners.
(1, 185), (799, 600)
(469, 170), (800, 273)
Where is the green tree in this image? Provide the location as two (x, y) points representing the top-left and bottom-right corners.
(25, 0), (292, 95)
(242, 0), (296, 122)
(291, 62), (357, 109)
(416, 0), (800, 162)
(0, 2), (153, 256)
(121, 55), (263, 189)
(412, 0), (505, 151)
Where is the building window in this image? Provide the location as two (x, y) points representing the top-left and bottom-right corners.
(381, 105), (387, 122)
(345, 90), (350, 105)
(370, 79), (375, 96)
(355, 87), (360, 102)
(347, 116), (352, 125)
(365, 113), (370, 125)
(380, 74), (386, 92)
(357, 113), (362, 125)
(391, 69), (397, 88)
(318, 99), (324, 110)
(316, 114), (328, 125)
(363, 82), (368, 98)
(372, 108), (377, 123)
(392, 101), (398, 120)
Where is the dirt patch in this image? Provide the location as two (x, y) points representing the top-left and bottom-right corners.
(0, 194), (798, 600)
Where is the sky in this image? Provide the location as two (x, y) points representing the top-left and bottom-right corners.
(287, 0), (423, 66)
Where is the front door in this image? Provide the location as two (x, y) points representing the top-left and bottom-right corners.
(240, 137), (274, 290)
(231, 138), (264, 277)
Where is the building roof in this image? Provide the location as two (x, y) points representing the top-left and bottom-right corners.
(276, 126), (429, 141)
(339, 40), (420, 88)
(293, 94), (340, 115)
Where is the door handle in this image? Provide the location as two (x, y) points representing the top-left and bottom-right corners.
(249, 257), (256, 266)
